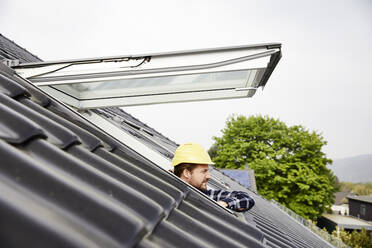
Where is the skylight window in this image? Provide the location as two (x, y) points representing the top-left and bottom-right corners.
(13, 43), (281, 109)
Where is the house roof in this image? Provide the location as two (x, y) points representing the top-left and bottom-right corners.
(0, 64), (266, 248)
(334, 192), (350, 205)
(322, 214), (372, 230)
(0, 34), (41, 63)
(347, 195), (372, 204)
(0, 35), (336, 248)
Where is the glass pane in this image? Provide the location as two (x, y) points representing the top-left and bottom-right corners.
(52, 70), (255, 100)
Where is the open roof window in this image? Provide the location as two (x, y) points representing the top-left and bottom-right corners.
(13, 43), (281, 109)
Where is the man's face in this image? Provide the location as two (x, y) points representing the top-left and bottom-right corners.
(187, 164), (211, 191)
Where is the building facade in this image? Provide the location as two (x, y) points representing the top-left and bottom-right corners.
(348, 195), (372, 221)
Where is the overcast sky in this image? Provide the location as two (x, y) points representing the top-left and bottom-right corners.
(1, 0), (371, 160)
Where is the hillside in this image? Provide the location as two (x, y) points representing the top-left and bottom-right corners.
(329, 154), (372, 183)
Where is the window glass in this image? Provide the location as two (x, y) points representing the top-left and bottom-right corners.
(52, 70), (254, 100)
(360, 204), (366, 216)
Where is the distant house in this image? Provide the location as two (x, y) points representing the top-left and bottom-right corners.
(317, 194), (372, 233)
(331, 192), (350, 216)
(318, 213), (372, 233)
(347, 195), (372, 221)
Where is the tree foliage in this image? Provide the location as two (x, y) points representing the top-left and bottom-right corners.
(210, 115), (338, 220)
(340, 182), (372, 195)
(332, 228), (372, 248)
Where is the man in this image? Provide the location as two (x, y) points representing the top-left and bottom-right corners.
(172, 143), (255, 212)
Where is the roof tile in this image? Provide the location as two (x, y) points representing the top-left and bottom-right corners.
(0, 98), (46, 144)
(0, 73), (29, 98)
(0, 95), (80, 149)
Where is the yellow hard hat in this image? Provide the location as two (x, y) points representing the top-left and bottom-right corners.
(172, 143), (214, 167)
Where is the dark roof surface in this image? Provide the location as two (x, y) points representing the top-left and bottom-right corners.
(0, 66), (266, 248)
(0, 34), (41, 63)
(334, 192), (350, 205)
(347, 195), (372, 204)
(0, 36), (336, 248)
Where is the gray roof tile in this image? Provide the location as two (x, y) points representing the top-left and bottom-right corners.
(0, 33), (41, 63)
(0, 98), (46, 144)
(0, 73), (29, 97)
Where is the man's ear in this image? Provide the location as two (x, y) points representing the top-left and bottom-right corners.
(182, 169), (191, 179)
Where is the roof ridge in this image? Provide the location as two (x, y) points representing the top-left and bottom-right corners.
(0, 33), (42, 62)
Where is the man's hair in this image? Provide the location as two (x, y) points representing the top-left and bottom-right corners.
(174, 163), (198, 177)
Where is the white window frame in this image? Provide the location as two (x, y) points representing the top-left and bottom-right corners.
(13, 43), (281, 110)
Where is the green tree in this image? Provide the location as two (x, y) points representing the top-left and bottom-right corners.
(340, 182), (372, 195)
(210, 115), (337, 220)
(332, 228), (372, 248)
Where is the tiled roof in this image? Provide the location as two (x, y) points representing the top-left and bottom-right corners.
(0, 36), (336, 247)
(0, 66), (265, 248)
(0, 34), (41, 63)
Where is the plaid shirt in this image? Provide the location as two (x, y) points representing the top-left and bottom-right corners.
(205, 189), (255, 212)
